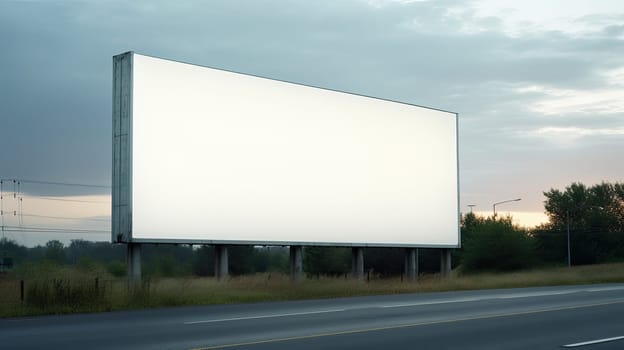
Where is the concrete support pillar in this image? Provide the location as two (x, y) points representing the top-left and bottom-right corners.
(351, 247), (364, 280)
(404, 248), (418, 281)
(214, 245), (229, 280)
(289, 246), (303, 281)
(440, 249), (452, 278)
(127, 243), (141, 287)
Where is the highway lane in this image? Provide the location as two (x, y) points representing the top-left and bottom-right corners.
(1, 283), (624, 349)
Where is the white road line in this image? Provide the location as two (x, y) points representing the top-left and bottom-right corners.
(496, 291), (573, 299)
(586, 286), (624, 292)
(381, 291), (573, 308)
(382, 286), (624, 308)
(184, 309), (346, 325)
(562, 336), (624, 347)
(381, 298), (483, 308)
(186, 285), (624, 324)
(190, 301), (624, 350)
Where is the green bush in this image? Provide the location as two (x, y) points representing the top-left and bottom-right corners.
(461, 217), (536, 272)
(77, 256), (98, 271)
(107, 261), (126, 277)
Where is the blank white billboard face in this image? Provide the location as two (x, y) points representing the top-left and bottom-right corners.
(113, 52), (459, 247)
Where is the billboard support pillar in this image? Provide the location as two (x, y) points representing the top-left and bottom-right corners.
(405, 248), (418, 281)
(289, 246), (303, 281)
(440, 249), (452, 278)
(214, 245), (229, 280)
(127, 243), (141, 287)
(352, 247), (364, 280)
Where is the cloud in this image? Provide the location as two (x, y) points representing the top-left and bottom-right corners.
(515, 84), (624, 115)
(469, 0), (624, 37)
(530, 126), (624, 139)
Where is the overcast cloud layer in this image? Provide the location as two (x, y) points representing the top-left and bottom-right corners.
(0, 0), (623, 245)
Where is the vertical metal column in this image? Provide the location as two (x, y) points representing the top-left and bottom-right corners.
(405, 248), (418, 281)
(112, 52), (133, 244)
(289, 246), (303, 281)
(352, 247), (364, 280)
(440, 249), (452, 278)
(127, 243), (141, 287)
(214, 245), (229, 280)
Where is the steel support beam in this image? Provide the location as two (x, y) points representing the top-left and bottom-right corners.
(214, 245), (229, 280)
(440, 248), (452, 278)
(404, 248), (418, 281)
(127, 243), (141, 287)
(289, 246), (303, 281)
(352, 247), (364, 280)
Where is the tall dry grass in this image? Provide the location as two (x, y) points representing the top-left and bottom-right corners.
(1, 262), (623, 317)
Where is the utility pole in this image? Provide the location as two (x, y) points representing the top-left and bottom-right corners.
(567, 210), (571, 267)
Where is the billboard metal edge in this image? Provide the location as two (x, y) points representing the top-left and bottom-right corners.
(129, 238), (459, 248)
(112, 51), (133, 243)
(456, 113), (461, 248)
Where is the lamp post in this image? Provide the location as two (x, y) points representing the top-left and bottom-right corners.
(492, 198), (521, 218)
(566, 205), (603, 267)
(467, 204), (476, 213)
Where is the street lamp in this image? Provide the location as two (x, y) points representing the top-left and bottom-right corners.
(492, 198), (521, 217)
(566, 205), (603, 267)
(467, 204), (476, 213)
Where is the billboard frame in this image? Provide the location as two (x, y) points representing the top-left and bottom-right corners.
(112, 51), (460, 248)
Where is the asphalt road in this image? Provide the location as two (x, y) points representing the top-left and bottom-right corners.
(2, 283), (624, 350)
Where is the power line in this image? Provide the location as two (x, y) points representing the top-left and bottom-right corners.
(25, 196), (109, 204)
(0, 178), (111, 242)
(1, 178), (110, 189)
(2, 230), (108, 235)
(2, 225), (109, 234)
(20, 213), (111, 223)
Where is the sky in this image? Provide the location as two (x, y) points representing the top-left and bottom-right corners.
(0, 0), (623, 246)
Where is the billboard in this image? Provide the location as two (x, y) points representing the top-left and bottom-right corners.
(112, 52), (459, 247)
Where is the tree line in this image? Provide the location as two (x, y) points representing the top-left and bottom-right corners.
(460, 181), (624, 271)
(0, 239), (446, 278)
(1, 181), (622, 278)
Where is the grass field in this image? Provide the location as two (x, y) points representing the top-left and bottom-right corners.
(2, 262), (624, 318)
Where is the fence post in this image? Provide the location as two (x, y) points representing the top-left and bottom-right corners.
(20, 279), (24, 303)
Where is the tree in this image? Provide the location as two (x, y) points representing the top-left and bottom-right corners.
(537, 182), (624, 265)
(250, 247), (288, 273)
(461, 216), (535, 272)
(303, 247), (350, 276)
(228, 246), (257, 275)
(142, 244), (194, 277)
(44, 240), (66, 265)
(0, 238), (28, 267)
(543, 182), (622, 230)
(193, 245), (214, 276)
(453, 212), (481, 267)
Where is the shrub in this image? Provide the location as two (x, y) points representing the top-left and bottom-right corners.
(461, 217), (536, 272)
(107, 261), (126, 277)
